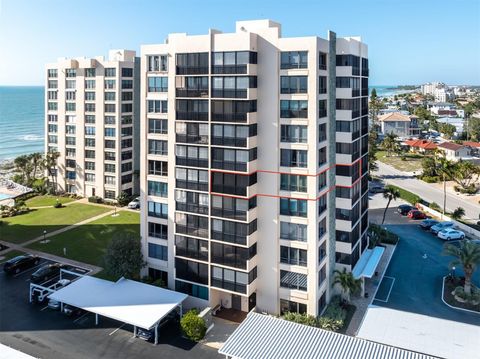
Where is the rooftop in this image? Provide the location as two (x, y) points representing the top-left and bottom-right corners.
(404, 139), (437, 150)
(378, 112), (417, 122)
(437, 142), (465, 151)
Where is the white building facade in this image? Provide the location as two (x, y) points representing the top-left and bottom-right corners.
(139, 20), (369, 316)
(45, 50), (140, 199)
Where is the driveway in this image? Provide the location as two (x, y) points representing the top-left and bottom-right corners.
(373, 161), (479, 222)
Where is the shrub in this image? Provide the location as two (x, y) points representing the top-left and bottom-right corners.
(116, 191), (132, 206)
(454, 185), (478, 195)
(180, 309), (206, 341)
(429, 202), (441, 211)
(53, 202), (63, 208)
(422, 175), (440, 183)
(88, 196), (103, 204)
(317, 316), (343, 332)
(282, 312), (318, 327)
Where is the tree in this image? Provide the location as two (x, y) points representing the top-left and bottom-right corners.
(421, 156), (438, 178)
(116, 191), (131, 206)
(13, 155), (32, 185)
(103, 232), (145, 280)
(382, 185), (400, 224)
(451, 207), (465, 220)
(382, 132), (400, 157)
(466, 117), (480, 142)
(332, 268), (362, 303)
(30, 152), (44, 180)
(443, 241), (480, 295)
(450, 160), (480, 191)
(180, 309), (206, 341)
(414, 106), (435, 131)
(45, 151), (60, 194)
(437, 156), (455, 216)
(438, 123), (456, 140)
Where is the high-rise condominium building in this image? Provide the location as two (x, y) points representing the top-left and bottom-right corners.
(45, 50), (140, 200)
(140, 20), (369, 316)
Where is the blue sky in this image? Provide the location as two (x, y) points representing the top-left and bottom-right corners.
(0, 0), (479, 86)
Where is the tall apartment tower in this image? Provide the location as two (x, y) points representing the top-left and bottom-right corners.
(45, 50), (140, 200)
(140, 20), (369, 316)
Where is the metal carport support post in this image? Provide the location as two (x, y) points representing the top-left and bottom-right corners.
(154, 322), (159, 345)
(95, 314), (99, 325)
(133, 326), (137, 338)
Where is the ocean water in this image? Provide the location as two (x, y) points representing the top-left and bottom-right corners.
(0, 86), (44, 161)
(369, 85), (414, 98)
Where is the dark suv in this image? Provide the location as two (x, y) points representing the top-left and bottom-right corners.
(397, 204), (415, 215)
(3, 255), (40, 274)
(31, 263), (65, 284)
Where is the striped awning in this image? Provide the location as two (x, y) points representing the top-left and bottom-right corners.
(219, 312), (438, 359)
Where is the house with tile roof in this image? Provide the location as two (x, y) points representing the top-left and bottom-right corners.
(378, 112), (420, 138)
(404, 139), (437, 154)
(437, 142), (470, 161)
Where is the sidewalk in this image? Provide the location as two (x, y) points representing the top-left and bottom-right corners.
(346, 243), (396, 336)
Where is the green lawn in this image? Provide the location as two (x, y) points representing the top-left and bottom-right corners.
(0, 203), (111, 244)
(377, 150), (424, 172)
(25, 195), (76, 207)
(28, 211), (140, 267)
(0, 250), (25, 263)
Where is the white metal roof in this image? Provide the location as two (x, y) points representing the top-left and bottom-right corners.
(352, 246), (385, 279)
(0, 344), (37, 359)
(219, 312), (438, 359)
(48, 276), (187, 329)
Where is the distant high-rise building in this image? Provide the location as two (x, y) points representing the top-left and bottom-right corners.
(45, 50), (140, 199)
(139, 20), (370, 316)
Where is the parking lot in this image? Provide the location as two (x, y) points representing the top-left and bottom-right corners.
(369, 207), (480, 325)
(0, 256), (220, 359)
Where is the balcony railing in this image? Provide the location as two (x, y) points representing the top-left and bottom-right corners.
(176, 202), (209, 215)
(211, 208), (247, 221)
(176, 111), (209, 121)
(176, 180), (209, 192)
(211, 65), (247, 74)
(176, 134), (209, 145)
(211, 230), (247, 245)
(281, 109), (308, 119)
(211, 136), (247, 147)
(211, 278), (246, 294)
(176, 66), (208, 75)
(212, 89), (248, 99)
(175, 224), (208, 238)
(211, 112), (248, 123)
(211, 160), (247, 172)
(176, 89), (209, 98)
(175, 157), (208, 168)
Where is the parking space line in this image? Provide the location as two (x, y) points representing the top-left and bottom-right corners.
(375, 276), (396, 303)
(109, 323), (125, 336)
(73, 313), (89, 323)
(13, 262), (45, 278)
(40, 306), (49, 311)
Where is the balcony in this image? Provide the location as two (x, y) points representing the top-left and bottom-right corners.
(211, 160), (247, 172)
(176, 111), (209, 121)
(211, 65), (247, 74)
(280, 109), (308, 119)
(211, 208), (247, 221)
(175, 157), (208, 168)
(176, 202), (209, 215)
(175, 224), (208, 238)
(176, 66), (208, 75)
(176, 134), (209, 145)
(211, 136), (247, 147)
(176, 88), (209, 98)
(212, 89), (247, 99)
(176, 179), (209, 192)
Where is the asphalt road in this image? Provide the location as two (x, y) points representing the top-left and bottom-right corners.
(0, 258), (220, 359)
(370, 208), (480, 326)
(374, 161), (480, 222)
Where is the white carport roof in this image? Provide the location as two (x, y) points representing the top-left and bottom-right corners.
(352, 246), (385, 279)
(48, 276), (187, 329)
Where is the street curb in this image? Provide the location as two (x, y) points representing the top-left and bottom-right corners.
(441, 276), (480, 315)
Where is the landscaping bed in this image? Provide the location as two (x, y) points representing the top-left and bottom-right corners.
(28, 210), (140, 267)
(0, 203), (111, 244)
(443, 277), (480, 313)
(25, 195), (76, 207)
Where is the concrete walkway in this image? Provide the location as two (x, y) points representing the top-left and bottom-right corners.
(346, 243), (396, 336)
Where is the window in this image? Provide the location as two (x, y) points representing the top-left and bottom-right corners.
(280, 270), (307, 291)
(175, 213), (208, 238)
(105, 68), (116, 77)
(211, 51), (257, 74)
(104, 140), (115, 149)
(280, 246), (307, 266)
(211, 266), (256, 294)
(65, 80), (76, 89)
(318, 172), (327, 190)
(65, 115), (76, 123)
(48, 124), (57, 133)
(147, 100), (168, 113)
(121, 67), (133, 77)
(121, 103), (132, 112)
(148, 201), (168, 219)
(280, 299), (307, 315)
(121, 127), (133, 137)
(148, 77), (168, 92)
(319, 52), (327, 70)
(65, 69), (76, 77)
(104, 128), (116, 137)
(48, 102), (58, 111)
(66, 125), (76, 135)
(149, 119), (168, 134)
(104, 151), (116, 161)
(121, 162), (132, 172)
(211, 218), (257, 245)
(47, 69), (57, 78)
(175, 167), (208, 191)
(85, 161), (95, 171)
(176, 52), (209, 75)
(175, 235), (208, 261)
(66, 102), (76, 112)
(336, 54), (360, 75)
(175, 280), (208, 300)
(211, 148), (256, 171)
(85, 103), (95, 113)
(105, 190), (116, 200)
(85, 138), (95, 147)
(280, 198), (307, 217)
(121, 150), (132, 160)
(105, 79), (116, 89)
(48, 80), (58, 89)
(85, 173), (95, 182)
(66, 91), (76, 100)
(85, 92), (95, 101)
(149, 140), (168, 155)
(280, 149), (307, 168)
(318, 194), (327, 214)
(48, 91), (57, 100)
(148, 160), (168, 176)
(104, 163), (116, 173)
(66, 171), (76, 180)
(148, 243), (168, 261)
(122, 92), (133, 101)
(105, 92), (115, 101)
(211, 242), (256, 270)
(85, 80), (95, 89)
(122, 174), (132, 184)
(103, 116), (115, 125)
(48, 135), (58, 144)
(85, 126), (95, 136)
(176, 190), (209, 214)
(85, 68), (96, 77)
(281, 125), (307, 143)
(319, 76), (327, 94)
(280, 222), (307, 241)
(280, 76), (307, 94)
(319, 264), (327, 287)
(319, 147), (327, 166)
(104, 176), (116, 185)
(211, 100), (257, 122)
(121, 80), (133, 89)
(280, 51), (308, 69)
(211, 195), (254, 221)
(176, 99), (208, 121)
(175, 258), (208, 285)
(280, 174), (307, 192)
(148, 222), (167, 239)
(211, 76), (257, 98)
(66, 148), (76, 157)
(319, 100), (327, 118)
(48, 114), (58, 122)
(85, 150), (95, 159)
(65, 159), (76, 168)
(148, 55), (168, 72)
(148, 181), (168, 197)
(280, 100), (308, 118)
(104, 104), (116, 113)
(122, 115), (132, 125)
(176, 145), (208, 168)
(66, 137), (75, 146)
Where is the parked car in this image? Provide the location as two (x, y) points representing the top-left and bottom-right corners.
(3, 254), (40, 274)
(31, 263), (65, 284)
(407, 210), (427, 220)
(369, 185), (384, 194)
(63, 305), (84, 317)
(430, 221), (455, 235)
(438, 228), (465, 241)
(136, 311), (179, 342)
(420, 219), (439, 230)
(48, 298), (61, 310)
(397, 204), (415, 215)
(127, 197), (140, 209)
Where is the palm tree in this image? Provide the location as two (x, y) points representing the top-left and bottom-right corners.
(30, 152), (44, 181)
(437, 156), (455, 219)
(382, 185), (400, 224)
(443, 241), (480, 295)
(45, 151), (60, 194)
(451, 207), (465, 220)
(332, 268), (362, 303)
(382, 132), (399, 157)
